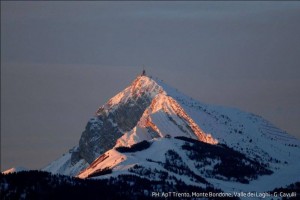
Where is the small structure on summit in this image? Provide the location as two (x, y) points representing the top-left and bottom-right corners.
(141, 69), (146, 76)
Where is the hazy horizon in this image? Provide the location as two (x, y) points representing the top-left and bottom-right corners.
(1, 1), (300, 171)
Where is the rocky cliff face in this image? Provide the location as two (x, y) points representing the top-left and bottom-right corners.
(77, 93), (152, 164)
(70, 75), (162, 165)
(43, 75), (162, 175)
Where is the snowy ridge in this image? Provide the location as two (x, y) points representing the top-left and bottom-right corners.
(2, 167), (27, 175)
(177, 99), (300, 168)
(42, 146), (88, 176)
(116, 92), (217, 147)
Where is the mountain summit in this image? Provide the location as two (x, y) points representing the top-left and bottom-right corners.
(43, 74), (300, 193)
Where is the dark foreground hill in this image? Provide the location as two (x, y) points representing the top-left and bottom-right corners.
(1, 170), (225, 200)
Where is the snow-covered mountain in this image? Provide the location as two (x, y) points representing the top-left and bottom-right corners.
(43, 74), (300, 193)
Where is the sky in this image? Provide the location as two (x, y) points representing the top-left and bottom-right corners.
(1, 1), (300, 171)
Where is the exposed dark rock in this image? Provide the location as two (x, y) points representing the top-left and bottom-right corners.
(70, 147), (81, 165)
(77, 92), (152, 164)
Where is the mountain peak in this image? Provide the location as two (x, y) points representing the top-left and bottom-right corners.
(96, 75), (163, 115)
(67, 74), (217, 167)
